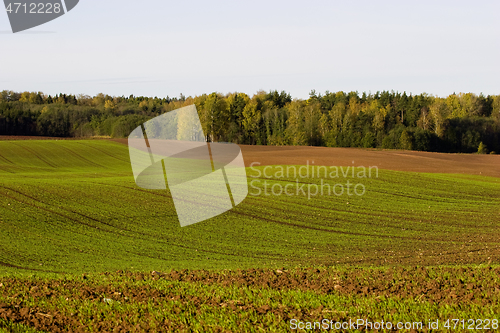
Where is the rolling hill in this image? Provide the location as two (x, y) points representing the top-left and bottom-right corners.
(0, 140), (499, 275)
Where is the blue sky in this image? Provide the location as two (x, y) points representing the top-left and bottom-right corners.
(1, 0), (499, 99)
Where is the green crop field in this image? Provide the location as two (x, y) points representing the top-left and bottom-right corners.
(0, 140), (499, 332)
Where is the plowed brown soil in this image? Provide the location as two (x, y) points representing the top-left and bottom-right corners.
(1, 267), (499, 332)
(2, 136), (498, 177)
(109, 138), (500, 178)
(239, 145), (500, 178)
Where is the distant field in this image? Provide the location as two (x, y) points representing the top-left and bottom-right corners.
(0, 140), (499, 332)
(112, 138), (500, 178)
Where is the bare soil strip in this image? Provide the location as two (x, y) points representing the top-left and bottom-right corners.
(2, 137), (498, 177)
(1, 267), (499, 332)
(238, 145), (500, 178)
(110, 138), (500, 178)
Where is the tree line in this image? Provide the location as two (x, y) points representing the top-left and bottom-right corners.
(1, 89), (499, 154)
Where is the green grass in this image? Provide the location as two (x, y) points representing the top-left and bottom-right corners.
(1, 140), (500, 331)
(0, 319), (46, 333)
(0, 140), (499, 275)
